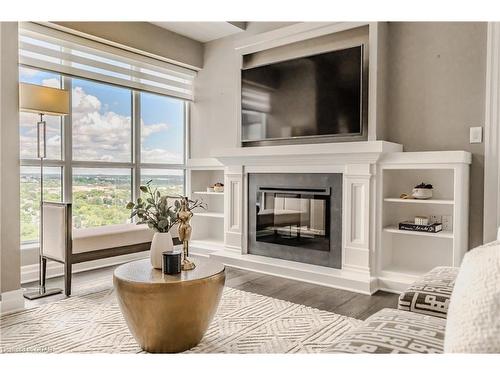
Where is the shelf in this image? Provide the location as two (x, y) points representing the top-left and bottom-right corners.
(384, 198), (454, 205)
(192, 191), (224, 196)
(194, 211), (224, 219)
(383, 226), (453, 239)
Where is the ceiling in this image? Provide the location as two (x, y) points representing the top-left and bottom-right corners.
(150, 22), (247, 43)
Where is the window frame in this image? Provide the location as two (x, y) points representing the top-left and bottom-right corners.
(19, 67), (188, 245)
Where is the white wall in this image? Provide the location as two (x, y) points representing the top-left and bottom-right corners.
(0, 22), (20, 294)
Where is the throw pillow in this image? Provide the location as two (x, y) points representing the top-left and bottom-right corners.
(444, 241), (500, 353)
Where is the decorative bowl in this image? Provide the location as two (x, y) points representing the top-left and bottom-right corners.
(412, 188), (433, 200)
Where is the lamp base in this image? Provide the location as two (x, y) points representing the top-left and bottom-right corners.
(23, 287), (62, 300)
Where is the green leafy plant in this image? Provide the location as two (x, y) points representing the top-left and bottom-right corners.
(126, 180), (206, 233)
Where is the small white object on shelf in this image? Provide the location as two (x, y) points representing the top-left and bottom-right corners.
(430, 215), (442, 224)
(414, 216), (429, 225)
(442, 215), (453, 231)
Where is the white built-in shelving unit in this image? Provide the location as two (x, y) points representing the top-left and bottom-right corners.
(376, 151), (471, 292)
(186, 159), (226, 256)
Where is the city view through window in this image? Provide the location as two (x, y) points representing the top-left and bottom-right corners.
(20, 67), (186, 243)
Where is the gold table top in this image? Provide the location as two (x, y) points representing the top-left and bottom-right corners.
(113, 257), (225, 285)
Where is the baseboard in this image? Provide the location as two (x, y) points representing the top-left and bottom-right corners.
(209, 249), (374, 295)
(0, 289), (25, 315)
(21, 251), (151, 284)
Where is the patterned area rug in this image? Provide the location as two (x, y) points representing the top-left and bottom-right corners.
(1, 287), (360, 354)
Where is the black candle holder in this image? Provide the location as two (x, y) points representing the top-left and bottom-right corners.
(162, 250), (182, 275)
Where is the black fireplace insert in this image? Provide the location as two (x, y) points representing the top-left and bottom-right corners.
(248, 173), (342, 268)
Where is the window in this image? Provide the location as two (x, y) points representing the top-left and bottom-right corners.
(72, 168), (132, 228)
(72, 78), (132, 162)
(19, 68), (188, 244)
(19, 67), (62, 160)
(140, 92), (184, 164)
(19, 22), (195, 100)
(140, 169), (185, 197)
(19, 67), (64, 244)
(20, 166), (62, 243)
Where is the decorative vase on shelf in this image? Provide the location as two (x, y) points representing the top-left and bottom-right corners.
(412, 182), (433, 200)
(150, 231), (173, 269)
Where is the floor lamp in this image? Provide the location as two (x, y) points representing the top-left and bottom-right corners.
(19, 83), (70, 300)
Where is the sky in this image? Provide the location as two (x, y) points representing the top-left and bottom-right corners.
(19, 67), (185, 165)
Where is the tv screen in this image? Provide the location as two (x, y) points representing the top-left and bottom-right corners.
(241, 45), (364, 145)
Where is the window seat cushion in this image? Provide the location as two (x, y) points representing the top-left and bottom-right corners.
(72, 223), (154, 254)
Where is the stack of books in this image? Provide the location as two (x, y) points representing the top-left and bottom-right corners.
(398, 220), (443, 233)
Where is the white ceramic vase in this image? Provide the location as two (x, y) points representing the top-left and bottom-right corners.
(150, 231), (173, 269)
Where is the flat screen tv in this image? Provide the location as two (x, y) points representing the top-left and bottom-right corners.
(241, 45), (366, 146)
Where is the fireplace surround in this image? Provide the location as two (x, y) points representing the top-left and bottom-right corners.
(248, 173), (342, 268)
(210, 140), (404, 294)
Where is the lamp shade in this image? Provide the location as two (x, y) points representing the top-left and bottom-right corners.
(19, 83), (70, 116)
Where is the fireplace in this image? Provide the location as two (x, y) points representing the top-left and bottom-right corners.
(248, 173), (342, 268)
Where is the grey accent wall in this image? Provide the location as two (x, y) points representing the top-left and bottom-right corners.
(385, 22), (487, 248)
(52, 22), (204, 70)
(0, 22), (21, 293)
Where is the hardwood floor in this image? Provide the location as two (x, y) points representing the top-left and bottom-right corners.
(22, 261), (398, 320)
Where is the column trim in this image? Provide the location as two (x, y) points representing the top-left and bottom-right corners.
(484, 22), (500, 242)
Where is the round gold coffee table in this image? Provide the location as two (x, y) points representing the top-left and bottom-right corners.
(113, 257), (225, 353)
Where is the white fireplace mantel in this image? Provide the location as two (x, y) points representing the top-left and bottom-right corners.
(213, 141), (403, 166)
(206, 141), (403, 295)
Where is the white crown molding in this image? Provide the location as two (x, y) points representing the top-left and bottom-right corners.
(234, 22), (369, 56)
(151, 22), (246, 43)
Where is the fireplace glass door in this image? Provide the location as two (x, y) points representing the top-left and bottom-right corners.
(256, 188), (330, 252)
